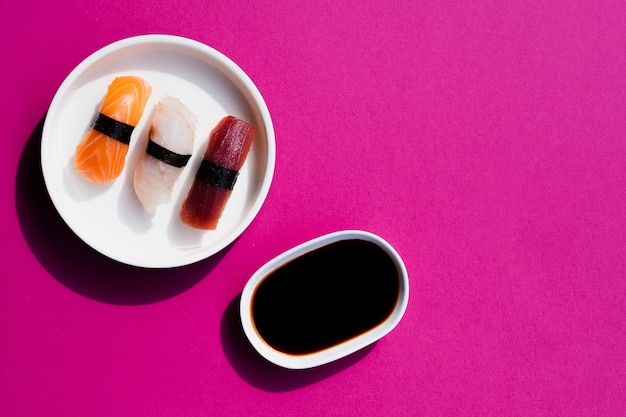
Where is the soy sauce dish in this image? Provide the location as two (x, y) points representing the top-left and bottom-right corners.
(239, 230), (409, 369)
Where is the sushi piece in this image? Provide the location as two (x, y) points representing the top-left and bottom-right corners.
(133, 95), (198, 212)
(180, 116), (255, 230)
(74, 76), (152, 183)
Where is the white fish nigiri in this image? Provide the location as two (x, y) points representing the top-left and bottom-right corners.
(133, 95), (198, 212)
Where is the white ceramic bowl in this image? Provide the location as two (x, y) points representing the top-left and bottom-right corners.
(41, 35), (275, 268)
(240, 230), (409, 369)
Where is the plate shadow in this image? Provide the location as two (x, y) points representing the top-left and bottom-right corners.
(220, 294), (376, 392)
(15, 115), (228, 305)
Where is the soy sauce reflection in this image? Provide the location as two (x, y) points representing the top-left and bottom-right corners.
(250, 239), (401, 355)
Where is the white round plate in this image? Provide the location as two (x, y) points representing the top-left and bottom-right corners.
(41, 35), (275, 268)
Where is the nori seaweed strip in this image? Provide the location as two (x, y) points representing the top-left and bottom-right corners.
(195, 159), (239, 190)
(146, 138), (192, 168)
(92, 113), (135, 145)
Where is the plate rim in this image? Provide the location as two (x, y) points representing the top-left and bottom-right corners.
(40, 34), (276, 268)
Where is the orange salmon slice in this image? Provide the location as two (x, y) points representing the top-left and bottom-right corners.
(74, 76), (152, 184)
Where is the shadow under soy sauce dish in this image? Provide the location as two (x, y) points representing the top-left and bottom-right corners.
(239, 230), (409, 369)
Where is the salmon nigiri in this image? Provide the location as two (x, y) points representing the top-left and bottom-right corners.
(180, 116), (255, 230)
(75, 76), (152, 183)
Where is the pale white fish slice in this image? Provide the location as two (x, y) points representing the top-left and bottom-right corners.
(133, 95), (198, 212)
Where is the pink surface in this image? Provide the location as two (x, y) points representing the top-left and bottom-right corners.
(2, 0), (625, 416)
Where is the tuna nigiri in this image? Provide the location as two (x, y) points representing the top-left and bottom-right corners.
(133, 95), (198, 212)
(75, 76), (152, 183)
(180, 116), (255, 230)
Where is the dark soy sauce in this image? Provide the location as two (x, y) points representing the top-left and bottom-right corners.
(250, 239), (400, 355)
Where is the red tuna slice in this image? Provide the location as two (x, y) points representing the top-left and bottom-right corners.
(180, 116), (255, 230)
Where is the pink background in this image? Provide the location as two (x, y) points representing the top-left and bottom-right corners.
(2, 1), (625, 416)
